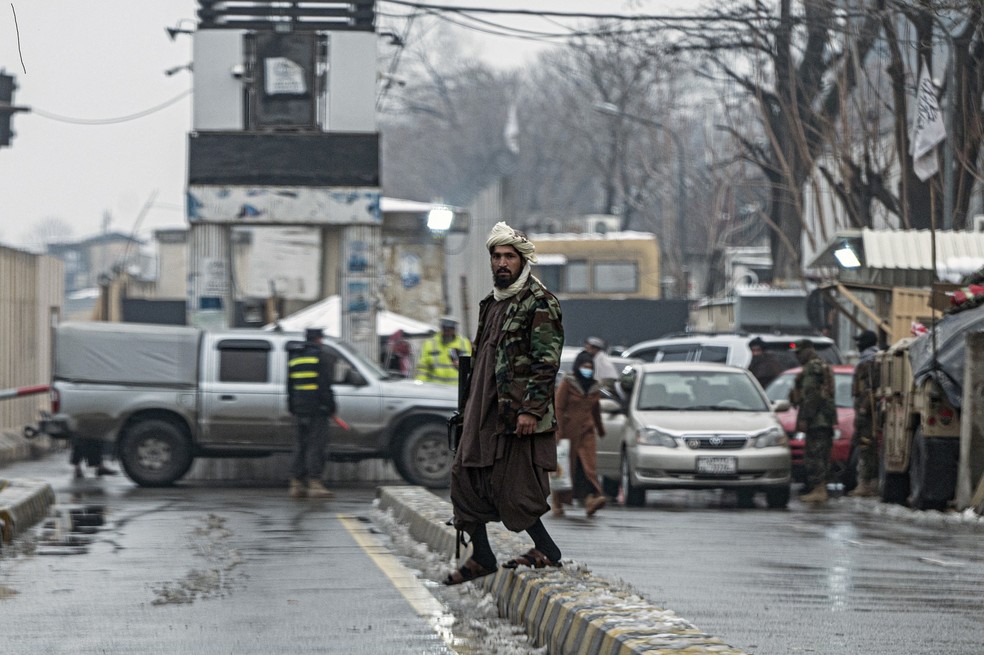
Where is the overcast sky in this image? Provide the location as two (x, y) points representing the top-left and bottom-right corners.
(0, 1), (701, 250)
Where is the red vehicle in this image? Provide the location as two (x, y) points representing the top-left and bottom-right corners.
(764, 365), (857, 490)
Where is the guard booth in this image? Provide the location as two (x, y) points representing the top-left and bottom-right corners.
(185, 0), (381, 358)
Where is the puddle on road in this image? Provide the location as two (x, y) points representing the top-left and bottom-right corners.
(36, 505), (106, 556)
(0, 505), (107, 601)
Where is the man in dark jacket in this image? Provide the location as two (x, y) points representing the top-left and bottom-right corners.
(443, 222), (565, 586)
(287, 327), (336, 499)
(748, 337), (784, 389)
(789, 339), (837, 503)
(848, 330), (881, 497)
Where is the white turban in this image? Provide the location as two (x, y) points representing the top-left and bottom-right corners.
(485, 221), (538, 263)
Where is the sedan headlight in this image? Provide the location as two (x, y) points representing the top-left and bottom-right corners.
(637, 427), (678, 448)
(752, 427), (787, 449)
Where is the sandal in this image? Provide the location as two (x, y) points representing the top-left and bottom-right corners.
(442, 558), (498, 586)
(502, 548), (562, 570)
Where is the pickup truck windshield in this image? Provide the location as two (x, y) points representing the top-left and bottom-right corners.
(335, 339), (389, 381)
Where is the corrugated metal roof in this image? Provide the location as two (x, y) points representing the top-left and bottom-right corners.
(810, 228), (984, 287)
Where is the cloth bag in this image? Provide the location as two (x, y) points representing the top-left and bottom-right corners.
(549, 439), (572, 492)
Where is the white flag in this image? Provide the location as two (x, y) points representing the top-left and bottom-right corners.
(911, 59), (945, 181)
(504, 103), (520, 155)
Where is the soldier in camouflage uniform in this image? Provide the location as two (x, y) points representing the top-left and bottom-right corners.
(789, 338), (838, 503)
(848, 330), (881, 497)
(444, 222), (565, 586)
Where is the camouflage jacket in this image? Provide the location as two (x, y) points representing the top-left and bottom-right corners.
(852, 346), (880, 417)
(790, 355), (837, 429)
(474, 275), (564, 435)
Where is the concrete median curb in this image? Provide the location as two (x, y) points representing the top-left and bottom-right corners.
(0, 478), (56, 545)
(377, 486), (749, 655)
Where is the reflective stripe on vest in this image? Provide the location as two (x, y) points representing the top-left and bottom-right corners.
(289, 356), (321, 392)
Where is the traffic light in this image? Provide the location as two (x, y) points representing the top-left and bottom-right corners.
(0, 71), (29, 148)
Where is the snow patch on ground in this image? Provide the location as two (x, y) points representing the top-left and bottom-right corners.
(370, 502), (550, 655)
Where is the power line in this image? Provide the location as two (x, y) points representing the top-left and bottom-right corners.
(381, 1), (710, 21)
(380, 2), (894, 31)
(30, 89), (191, 125)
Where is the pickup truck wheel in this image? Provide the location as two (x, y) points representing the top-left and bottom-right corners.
(119, 419), (194, 487)
(394, 423), (452, 489)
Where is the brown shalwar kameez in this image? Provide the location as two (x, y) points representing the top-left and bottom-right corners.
(451, 299), (552, 533)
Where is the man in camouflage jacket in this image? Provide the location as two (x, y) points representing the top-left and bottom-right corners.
(789, 339), (837, 503)
(443, 222), (565, 586)
(848, 330), (881, 497)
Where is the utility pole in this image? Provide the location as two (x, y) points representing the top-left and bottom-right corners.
(0, 71), (29, 147)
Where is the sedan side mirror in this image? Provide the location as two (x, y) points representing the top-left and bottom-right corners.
(599, 397), (624, 414)
(771, 399), (790, 412)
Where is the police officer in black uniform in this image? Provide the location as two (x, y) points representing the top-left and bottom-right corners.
(287, 327), (337, 499)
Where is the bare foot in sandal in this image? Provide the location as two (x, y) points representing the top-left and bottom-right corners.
(443, 558), (498, 585)
(502, 548), (562, 570)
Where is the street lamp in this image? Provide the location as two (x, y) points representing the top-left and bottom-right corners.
(833, 241), (862, 269)
(593, 102), (687, 297)
(427, 206), (454, 232)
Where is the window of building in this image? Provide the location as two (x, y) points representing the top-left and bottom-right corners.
(565, 260), (589, 293)
(594, 262), (638, 293)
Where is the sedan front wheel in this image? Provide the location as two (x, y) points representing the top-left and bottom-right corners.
(619, 453), (646, 507)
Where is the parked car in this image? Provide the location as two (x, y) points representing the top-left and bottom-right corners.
(763, 365), (857, 489)
(621, 333), (843, 370)
(595, 362), (792, 508)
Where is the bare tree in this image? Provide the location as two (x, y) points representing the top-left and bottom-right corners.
(680, 0), (884, 280)
(378, 20), (518, 205)
(21, 216), (75, 253)
(795, 2), (984, 232)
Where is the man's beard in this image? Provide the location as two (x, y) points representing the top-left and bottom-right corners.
(494, 268), (518, 288)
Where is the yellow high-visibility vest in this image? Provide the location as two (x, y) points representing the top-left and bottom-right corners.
(415, 335), (471, 385)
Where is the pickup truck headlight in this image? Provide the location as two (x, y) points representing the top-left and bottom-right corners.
(637, 427), (677, 448)
(752, 427), (787, 448)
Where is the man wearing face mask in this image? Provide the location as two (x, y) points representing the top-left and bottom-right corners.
(552, 350), (607, 517)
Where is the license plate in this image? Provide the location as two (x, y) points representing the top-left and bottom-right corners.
(696, 456), (737, 474)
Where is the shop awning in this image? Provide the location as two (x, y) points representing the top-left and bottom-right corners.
(809, 228), (984, 288)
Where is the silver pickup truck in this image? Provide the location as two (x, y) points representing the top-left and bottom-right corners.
(37, 322), (457, 488)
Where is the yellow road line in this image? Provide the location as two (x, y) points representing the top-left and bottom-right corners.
(338, 514), (461, 652)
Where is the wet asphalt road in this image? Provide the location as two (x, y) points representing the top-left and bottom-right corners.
(542, 489), (984, 655)
(3, 452), (984, 655)
(1, 455), (457, 655)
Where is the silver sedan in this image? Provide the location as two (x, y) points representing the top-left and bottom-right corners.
(596, 362), (792, 508)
